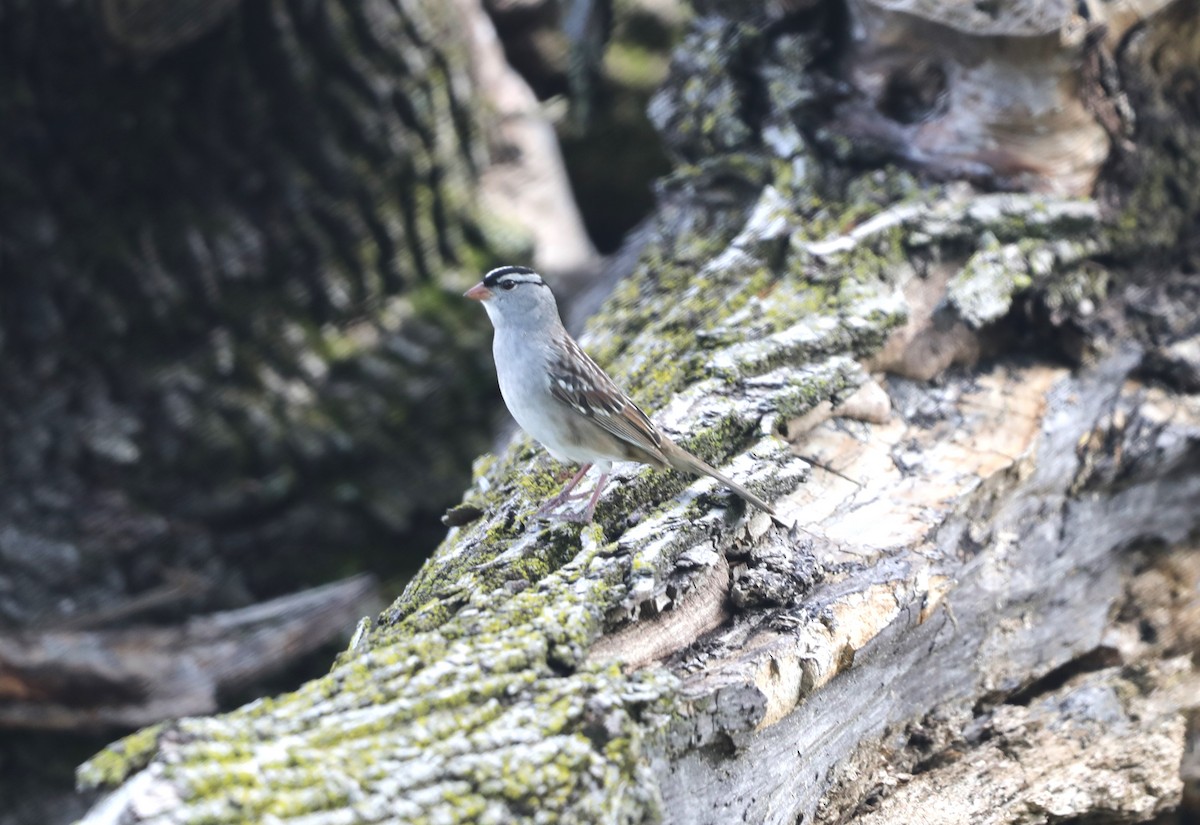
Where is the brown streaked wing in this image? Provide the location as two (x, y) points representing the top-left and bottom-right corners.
(547, 337), (668, 462)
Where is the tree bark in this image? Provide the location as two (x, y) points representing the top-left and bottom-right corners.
(0, 574), (379, 731)
(0, 0), (591, 630)
(77, 0), (1200, 823)
(1, 0), (592, 817)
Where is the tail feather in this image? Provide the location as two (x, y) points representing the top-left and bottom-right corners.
(662, 442), (776, 515)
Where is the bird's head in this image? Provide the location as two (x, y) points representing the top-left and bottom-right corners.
(465, 265), (562, 330)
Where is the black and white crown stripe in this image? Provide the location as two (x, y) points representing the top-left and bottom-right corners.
(483, 265), (547, 288)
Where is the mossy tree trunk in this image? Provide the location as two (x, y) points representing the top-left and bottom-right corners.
(1, 0), (593, 818)
(79, 1), (1200, 823)
(0, 0), (498, 624)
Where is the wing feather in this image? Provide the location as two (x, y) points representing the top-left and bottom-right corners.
(546, 338), (669, 465)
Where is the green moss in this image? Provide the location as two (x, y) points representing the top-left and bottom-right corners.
(79, 92), (1010, 825)
(77, 723), (166, 791)
(949, 237), (1031, 327)
(513, 464), (569, 502)
(1042, 263), (1110, 319)
(771, 358), (863, 422)
(604, 42), (672, 91)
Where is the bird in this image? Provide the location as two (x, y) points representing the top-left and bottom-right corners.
(465, 265), (776, 522)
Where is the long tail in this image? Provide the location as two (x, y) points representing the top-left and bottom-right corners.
(662, 442), (776, 515)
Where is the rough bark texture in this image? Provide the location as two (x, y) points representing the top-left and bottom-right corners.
(0, 574), (379, 731)
(78, 0), (1200, 823)
(0, 0), (593, 818)
(0, 0), (591, 630)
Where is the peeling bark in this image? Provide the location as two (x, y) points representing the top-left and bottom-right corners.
(0, 0), (590, 633)
(1, 0), (590, 816)
(75, 0), (1200, 823)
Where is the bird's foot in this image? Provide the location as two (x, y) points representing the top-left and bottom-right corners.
(534, 492), (575, 517)
(533, 469), (607, 524)
(533, 492), (600, 523)
(534, 464), (593, 515)
(536, 506), (594, 524)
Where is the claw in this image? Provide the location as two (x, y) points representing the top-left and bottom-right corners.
(533, 468), (610, 523)
(536, 507), (593, 524)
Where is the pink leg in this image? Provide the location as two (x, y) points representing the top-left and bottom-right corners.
(535, 464), (592, 516)
(536, 469), (610, 523)
(578, 472), (609, 522)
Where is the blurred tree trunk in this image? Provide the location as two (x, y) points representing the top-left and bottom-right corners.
(0, 0), (601, 642)
(1, 0), (495, 625)
(77, 0), (1200, 823)
(0, 0), (594, 819)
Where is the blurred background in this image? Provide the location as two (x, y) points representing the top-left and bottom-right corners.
(0, 0), (682, 819)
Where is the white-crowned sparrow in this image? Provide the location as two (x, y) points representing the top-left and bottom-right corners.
(465, 265), (775, 522)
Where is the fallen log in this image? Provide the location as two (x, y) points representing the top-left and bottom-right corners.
(0, 575), (379, 731)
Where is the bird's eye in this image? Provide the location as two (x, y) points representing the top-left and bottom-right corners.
(500, 281), (517, 291)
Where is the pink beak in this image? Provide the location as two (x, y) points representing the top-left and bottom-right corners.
(464, 282), (492, 301)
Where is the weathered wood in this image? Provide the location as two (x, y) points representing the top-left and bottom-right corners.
(658, 358), (1200, 824)
(75, 0), (1200, 822)
(75, 178), (1200, 823)
(844, 658), (1195, 825)
(0, 0), (588, 634)
(1, 4), (594, 817)
(0, 575), (379, 731)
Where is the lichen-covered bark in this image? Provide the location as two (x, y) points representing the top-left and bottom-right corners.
(78, 0), (1200, 822)
(0, 0), (501, 630)
(2, 0), (595, 816)
(77, 191), (1200, 824)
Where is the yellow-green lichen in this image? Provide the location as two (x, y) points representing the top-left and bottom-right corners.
(79, 123), (945, 825)
(77, 723), (166, 791)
